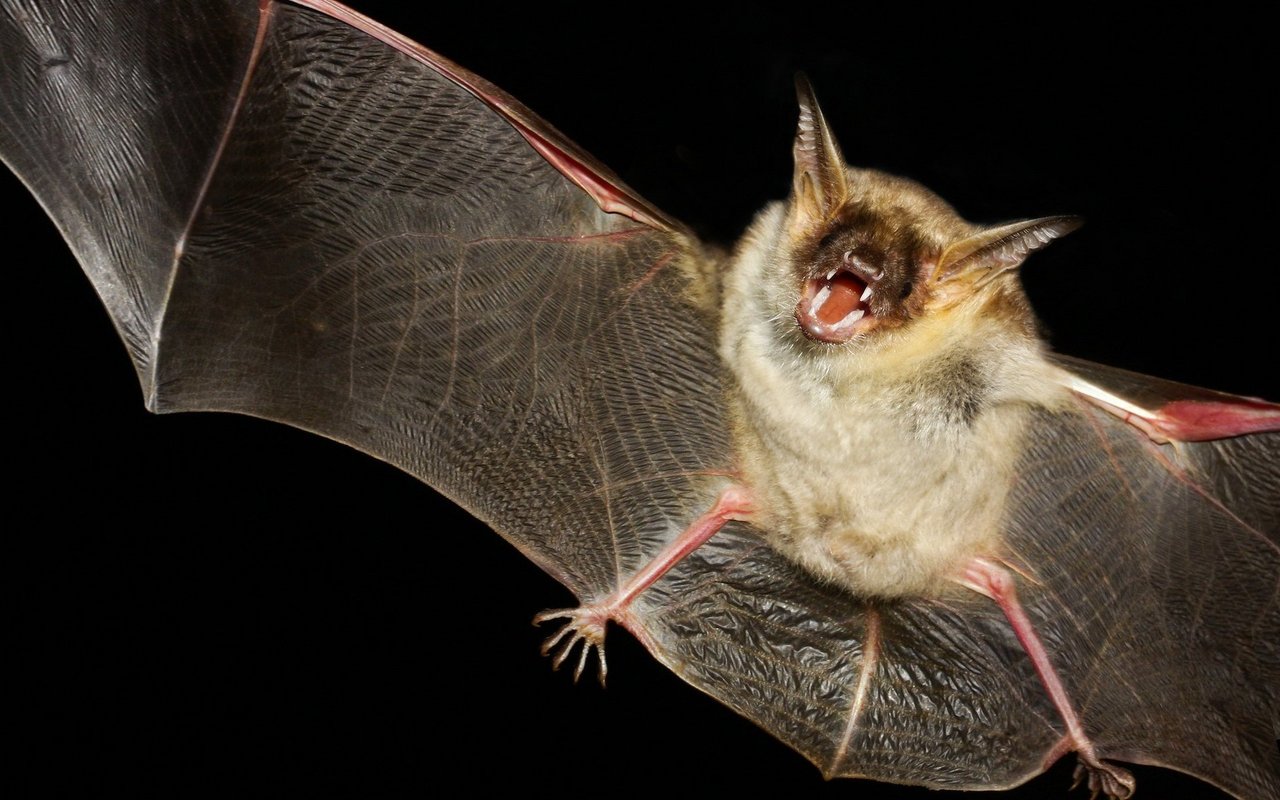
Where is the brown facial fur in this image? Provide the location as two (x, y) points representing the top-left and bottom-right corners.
(791, 169), (981, 335)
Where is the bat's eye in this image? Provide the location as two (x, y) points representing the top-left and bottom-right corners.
(818, 232), (838, 249)
(900, 279), (913, 300)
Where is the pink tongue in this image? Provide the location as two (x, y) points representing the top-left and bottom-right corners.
(817, 273), (865, 325)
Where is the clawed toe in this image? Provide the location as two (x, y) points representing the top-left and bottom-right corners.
(1072, 758), (1135, 800)
(533, 607), (610, 685)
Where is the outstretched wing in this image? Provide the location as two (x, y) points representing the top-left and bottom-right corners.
(4, 3), (1275, 798)
(0, 0), (728, 602)
(630, 367), (1277, 798)
(1027, 359), (1278, 794)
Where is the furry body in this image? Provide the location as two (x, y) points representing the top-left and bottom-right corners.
(720, 179), (1067, 597)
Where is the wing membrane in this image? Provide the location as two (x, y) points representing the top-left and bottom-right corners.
(2, 0), (728, 599)
(3, 3), (1275, 797)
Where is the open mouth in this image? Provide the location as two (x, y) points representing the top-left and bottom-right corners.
(795, 267), (875, 343)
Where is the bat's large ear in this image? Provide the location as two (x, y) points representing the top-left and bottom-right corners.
(791, 74), (849, 226)
(934, 216), (1082, 285)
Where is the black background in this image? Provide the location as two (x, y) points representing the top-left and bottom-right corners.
(8, 2), (1274, 797)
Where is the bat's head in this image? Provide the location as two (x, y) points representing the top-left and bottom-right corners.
(782, 77), (1080, 351)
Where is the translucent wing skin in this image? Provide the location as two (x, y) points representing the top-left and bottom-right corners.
(3, 2), (1277, 798)
(0, 0), (727, 603)
(637, 397), (1278, 796)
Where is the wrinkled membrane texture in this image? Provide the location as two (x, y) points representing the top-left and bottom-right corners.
(2, 2), (1276, 796)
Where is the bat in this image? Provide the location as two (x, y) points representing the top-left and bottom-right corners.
(7, 3), (1269, 793)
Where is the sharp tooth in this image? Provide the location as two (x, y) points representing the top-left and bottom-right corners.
(810, 285), (832, 314)
(825, 268), (837, 281)
(841, 308), (865, 326)
(860, 285), (873, 302)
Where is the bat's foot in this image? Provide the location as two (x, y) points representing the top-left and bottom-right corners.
(533, 605), (611, 686)
(1071, 756), (1135, 800)
(528, 487), (751, 687)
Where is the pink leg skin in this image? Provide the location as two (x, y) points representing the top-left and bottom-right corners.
(958, 557), (1136, 800)
(534, 485), (755, 685)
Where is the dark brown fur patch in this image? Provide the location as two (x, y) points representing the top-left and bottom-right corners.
(789, 168), (983, 334)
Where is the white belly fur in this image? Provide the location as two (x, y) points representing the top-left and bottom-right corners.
(720, 205), (1065, 598)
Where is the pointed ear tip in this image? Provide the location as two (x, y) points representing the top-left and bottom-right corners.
(1056, 215), (1085, 234)
(1027, 215), (1083, 237)
(794, 73), (817, 107)
(795, 72), (830, 111)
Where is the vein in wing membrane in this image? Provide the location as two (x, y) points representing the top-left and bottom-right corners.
(0, 0), (262, 383)
(4, 2), (1276, 797)
(1001, 408), (1278, 797)
(147, 3), (729, 599)
(634, 406), (1278, 797)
